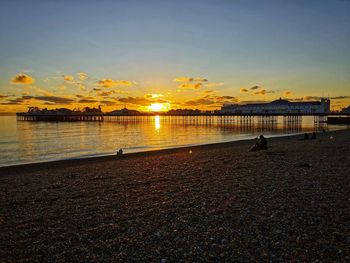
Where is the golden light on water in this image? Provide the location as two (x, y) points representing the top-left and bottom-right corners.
(155, 115), (160, 130)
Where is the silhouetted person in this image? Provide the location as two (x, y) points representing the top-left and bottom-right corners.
(311, 132), (316, 139)
(303, 133), (309, 140)
(117, 148), (123, 156)
(250, 135), (268, 151)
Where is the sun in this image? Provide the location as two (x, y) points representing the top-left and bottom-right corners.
(148, 103), (169, 112)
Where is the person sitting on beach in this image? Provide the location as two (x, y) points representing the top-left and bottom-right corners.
(310, 132), (316, 139)
(250, 135), (268, 151)
(117, 148), (123, 156)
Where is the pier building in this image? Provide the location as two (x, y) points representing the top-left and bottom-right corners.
(220, 98), (330, 115)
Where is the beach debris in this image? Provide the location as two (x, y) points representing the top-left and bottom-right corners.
(117, 148), (123, 156)
(189, 150), (192, 154)
(330, 136), (334, 140)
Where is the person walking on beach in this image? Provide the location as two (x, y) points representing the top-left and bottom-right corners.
(250, 135), (268, 151)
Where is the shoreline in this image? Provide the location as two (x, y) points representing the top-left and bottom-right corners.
(0, 128), (345, 171)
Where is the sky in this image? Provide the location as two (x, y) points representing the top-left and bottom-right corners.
(0, 0), (349, 112)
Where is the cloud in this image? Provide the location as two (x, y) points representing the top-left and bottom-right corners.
(204, 82), (224, 88)
(182, 95), (237, 107)
(144, 93), (164, 99)
(173, 77), (194, 82)
(215, 95), (237, 102)
(117, 96), (152, 106)
(97, 79), (134, 88)
(304, 96), (322, 100)
(0, 96), (31, 105)
(97, 91), (115, 97)
(254, 89), (275, 95)
(284, 91), (292, 96)
(183, 98), (215, 106)
(0, 94), (8, 99)
(194, 78), (208, 82)
(250, 85), (261, 90)
(100, 100), (117, 106)
(11, 73), (35, 85)
(77, 72), (88, 81)
(203, 90), (215, 94)
(116, 96), (169, 106)
(173, 77), (208, 82)
(1, 95), (74, 105)
(63, 75), (74, 82)
(290, 95), (350, 102)
(34, 96), (75, 104)
(73, 95), (98, 103)
(239, 100), (268, 104)
(78, 98), (98, 103)
(174, 76), (221, 90)
(178, 83), (202, 89)
(330, 95), (350, 99)
(240, 88), (249, 93)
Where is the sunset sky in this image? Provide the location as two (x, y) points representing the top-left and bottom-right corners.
(0, 0), (349, 112)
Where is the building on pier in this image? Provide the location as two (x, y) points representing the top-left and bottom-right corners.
(108, 107), (141, 115)
(341, 105), (350, 114)
(220, 98), (330, 115)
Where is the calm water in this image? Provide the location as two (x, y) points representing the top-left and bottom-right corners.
(0, 115), (344, 167)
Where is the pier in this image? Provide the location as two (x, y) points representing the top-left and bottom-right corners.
(16, 113), (104, 122)
(16, 112), (347, 123)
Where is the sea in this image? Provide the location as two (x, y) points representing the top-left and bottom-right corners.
(0, 115), (346, 167)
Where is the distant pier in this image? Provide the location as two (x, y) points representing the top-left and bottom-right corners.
(16, 112), (344, 123)
(16, 113), (104, 122)
(327, 116), (350, 125)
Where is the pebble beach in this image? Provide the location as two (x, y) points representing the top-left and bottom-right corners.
(0, 129), (349, 262)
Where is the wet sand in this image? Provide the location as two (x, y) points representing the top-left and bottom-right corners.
(0, 129), (349, 262)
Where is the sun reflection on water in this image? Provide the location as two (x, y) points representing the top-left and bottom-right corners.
(155, 115), (160, 130)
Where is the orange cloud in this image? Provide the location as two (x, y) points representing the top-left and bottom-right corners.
(97, 79), (134, 88)
(144, 93), (164, 98)
(240, 88), (248, 93)
(194, 78), (208, 82)
(284, 91), (292, 96)
(182, 95), (237, 107)
(11, 73), (35, 85)
(63, 75), (74, 82)
(250, 85), (261, 90)
(178, 83), (202, 89)
(254, 89), (275, 95)
(77, 72), (88, 81)
(1, 95), (74, 105)
(173, 77), (194, 82)
(173, 77), (209, 83)
(203, 90), (215, 94)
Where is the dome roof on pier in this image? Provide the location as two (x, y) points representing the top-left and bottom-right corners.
(270, 98), (291, 105)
